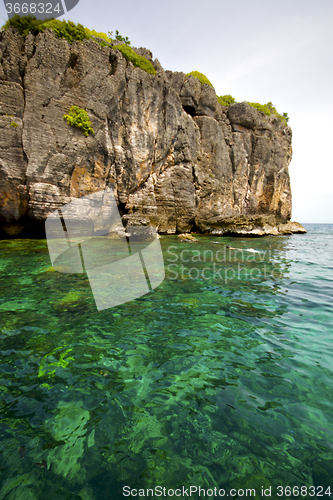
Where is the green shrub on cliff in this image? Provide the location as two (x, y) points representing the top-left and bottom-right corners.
(37, 19), (87, 43)
(186, 71), (213, 87)
(1, 15), (88, 43)
(1, 14), (52, 37)
(108, 30), (131, 46)
(217, 95), (235, 106)
(247, 101), (289, 125)
(83, 28), (131, 46)
(2, 17), (290, 120)
(63, 106), (94, 137)
(1, 16), (155, 76)
(113, 44), (156, 75)
(84, 28), (111, 43)
(247, 102), (271, 116)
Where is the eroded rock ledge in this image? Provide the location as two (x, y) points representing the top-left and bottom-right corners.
(0, 27), (305, 237)
(197, 215), (306, 236)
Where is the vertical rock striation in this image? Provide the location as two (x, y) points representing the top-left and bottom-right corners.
(0, 27), (305, 237)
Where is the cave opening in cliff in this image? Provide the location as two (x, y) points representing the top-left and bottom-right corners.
(183, 105), (196, 116)
(190, 220), (200, 234)
(117, 202), (128, 217)
(68, 53), (79, 70)
(109, 53), (118, 75)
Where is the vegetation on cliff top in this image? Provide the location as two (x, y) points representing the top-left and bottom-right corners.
(248, 102), (289, 125)
(1, 14), (47, 37)
(1, 16), (288, 122)
(113, 44), (156, 75)
(84, 28), (131, 46)
(188, 71), (288, 124)
(247, 101), (289, 123)
(186, 71), (213, 87)
(248, 103), (289, 125)
(2, 15), (87, 42)
(1, 16), (155, 74)
(108, 30), (131, 46)
(217, 95), (236, 106)
(84, 27), (110, 43)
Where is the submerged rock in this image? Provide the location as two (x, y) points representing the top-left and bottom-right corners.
(54, 290), (85, 310)
(177, 233), (199, 242)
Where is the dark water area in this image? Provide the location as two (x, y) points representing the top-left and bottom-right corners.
(0, 224), (332, 499)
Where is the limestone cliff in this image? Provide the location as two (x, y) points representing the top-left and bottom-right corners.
(0, 27), (305, 237)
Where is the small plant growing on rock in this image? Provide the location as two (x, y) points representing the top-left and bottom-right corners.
(186, 71), (213, 87)
(10, 121), (18, 128)
(63, 106), (94, 137)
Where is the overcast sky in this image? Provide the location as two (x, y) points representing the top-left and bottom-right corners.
(1, 0), (332, 223)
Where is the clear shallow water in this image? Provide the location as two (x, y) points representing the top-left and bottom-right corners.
(0, 224), (332, 499)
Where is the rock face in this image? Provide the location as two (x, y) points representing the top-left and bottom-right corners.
(0, 27), (305, 237)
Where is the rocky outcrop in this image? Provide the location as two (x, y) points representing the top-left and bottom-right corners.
(0, 27), (305, 237)
(198, 215), (307, 236)
(177, 233), (199, 243)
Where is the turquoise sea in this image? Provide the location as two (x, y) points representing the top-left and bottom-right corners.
(0, 224), (332, 499)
